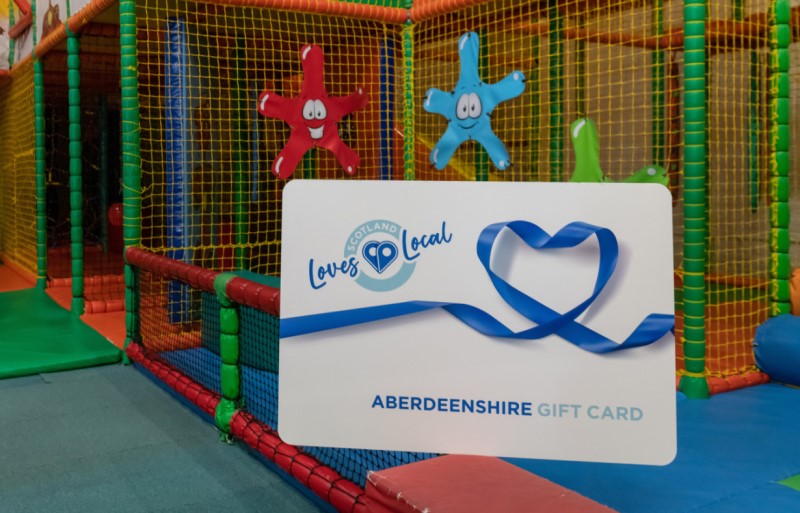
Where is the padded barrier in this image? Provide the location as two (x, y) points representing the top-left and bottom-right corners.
(364, 454), (617, 513)
(754, 315), (800, 386)
(160, 347), (434, 488)
(201, 271), (281, 372)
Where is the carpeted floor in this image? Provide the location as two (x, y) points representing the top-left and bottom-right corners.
(0, 365), (325, 513)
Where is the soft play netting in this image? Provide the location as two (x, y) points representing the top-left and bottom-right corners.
(1, 0), (800, 512)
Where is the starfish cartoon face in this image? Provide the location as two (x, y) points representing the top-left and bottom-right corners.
(424, 32), (525, 171)
(257, 45), (368, 178)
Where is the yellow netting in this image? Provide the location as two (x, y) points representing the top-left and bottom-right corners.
(414, 0), (775, 383)
(0, 59), (37, 276)
(130, 0), (789, 383)
(414, 0), (683, 186)
(136, 0), (403, 275)
(699, 0), (772, 379)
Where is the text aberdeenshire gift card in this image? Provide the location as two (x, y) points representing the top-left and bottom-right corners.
(279, 181), (676, 465)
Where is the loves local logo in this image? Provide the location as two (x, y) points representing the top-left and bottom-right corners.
(292, 220), (673, 353)
(308, 219), (453, 292)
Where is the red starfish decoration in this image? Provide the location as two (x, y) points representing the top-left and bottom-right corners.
(257, 44), (368, 179)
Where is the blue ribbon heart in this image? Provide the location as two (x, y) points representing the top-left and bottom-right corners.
(281, 221), (674, 354)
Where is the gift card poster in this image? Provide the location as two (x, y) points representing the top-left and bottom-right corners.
(279, 181), (676, 465)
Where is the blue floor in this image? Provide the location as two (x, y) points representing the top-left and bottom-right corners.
(507, 383), (800, 512)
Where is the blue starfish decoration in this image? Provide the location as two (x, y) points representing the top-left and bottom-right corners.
(424, 32), (526, 171)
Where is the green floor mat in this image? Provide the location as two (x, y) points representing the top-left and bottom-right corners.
(779, 474), (800, 492)
(0, 289), (122, 379)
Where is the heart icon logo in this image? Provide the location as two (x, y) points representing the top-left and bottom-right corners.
(362, 240), (399, 274)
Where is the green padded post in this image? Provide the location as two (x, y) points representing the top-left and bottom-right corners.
(34, 56), (47, 289)
(679, 0), (709, 399)
(769, 0), (792, 316)
(548, 0), (564, 182)
(121, 0), (142, 358)
(733, 0), (744, 19)
(214, 273), (240, 437)
(402, 19), (415, 181)
(67, 26), (84, 316)
(123, 263), (138, 365)
(302, 150), (317, 180)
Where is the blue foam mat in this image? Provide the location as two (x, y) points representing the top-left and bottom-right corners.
(754, 315), (800, 386)
(507, 383), (800, 513)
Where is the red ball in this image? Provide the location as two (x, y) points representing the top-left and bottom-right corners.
(108, 203), (123, 227)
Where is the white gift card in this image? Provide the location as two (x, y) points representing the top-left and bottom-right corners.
(279, 180), (676, 465)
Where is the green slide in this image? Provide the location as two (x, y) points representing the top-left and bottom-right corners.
(0, 289), (122, 379)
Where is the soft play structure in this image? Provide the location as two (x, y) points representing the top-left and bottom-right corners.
(0, 1), (124, 314)
(1, 0), (800, 511)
